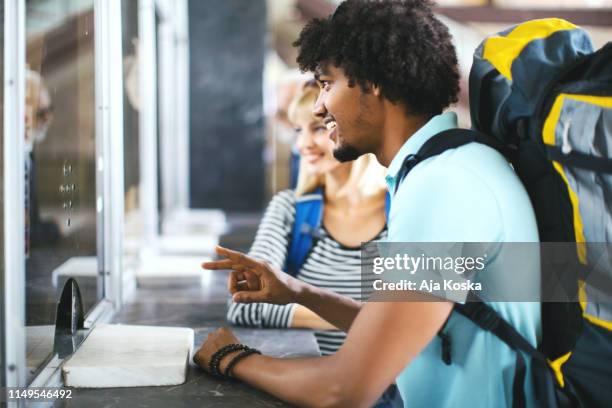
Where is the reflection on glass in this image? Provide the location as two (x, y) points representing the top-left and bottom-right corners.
(25, 0), (98, 383)
(122, 0), (143, 266)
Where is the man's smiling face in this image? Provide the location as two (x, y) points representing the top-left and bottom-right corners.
(313, 64), (384, 162)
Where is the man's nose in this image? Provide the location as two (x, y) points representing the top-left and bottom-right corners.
(312, 92), (326, 119)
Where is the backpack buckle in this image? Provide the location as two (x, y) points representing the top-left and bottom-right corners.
(300, 223), (313, 234)
(300, 223), (324, 239)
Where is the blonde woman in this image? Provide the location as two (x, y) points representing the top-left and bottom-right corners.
(226, 81), (388, 355)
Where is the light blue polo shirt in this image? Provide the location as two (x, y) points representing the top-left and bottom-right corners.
(385, 112), (541, 407)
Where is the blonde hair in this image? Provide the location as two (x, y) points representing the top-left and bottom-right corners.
(288, 84), (387, 198)
(287, 81), (319, 127)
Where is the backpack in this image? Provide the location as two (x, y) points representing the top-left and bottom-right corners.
(286, 187), (391, 276)
(395, 19), (612, 408)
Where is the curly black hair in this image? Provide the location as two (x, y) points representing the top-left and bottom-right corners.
(294, 0), (460, 117)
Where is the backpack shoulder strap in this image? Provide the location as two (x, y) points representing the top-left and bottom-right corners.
(419, 128), (510, 159)
(454, 299), (556, 408)
(395, 128), (511, 193)
(384, 191), (391, 220)
(454, 299), (546, 362)
(286, 188), (324, 277)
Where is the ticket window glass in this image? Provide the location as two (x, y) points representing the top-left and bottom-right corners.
(24, 0), (100, 383)
(121, 0), (143, 266)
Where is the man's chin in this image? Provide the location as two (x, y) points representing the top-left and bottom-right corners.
(333, 145), (362, 162)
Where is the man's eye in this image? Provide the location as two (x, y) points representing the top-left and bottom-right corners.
(294, 128), (302, 133)
(314, 126), (326, 133)
(317, 80), (330, 90)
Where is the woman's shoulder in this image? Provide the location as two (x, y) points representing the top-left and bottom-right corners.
(271, 189), (297, 206)
(264, 189), (297, 218)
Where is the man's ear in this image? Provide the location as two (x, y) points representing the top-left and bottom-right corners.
(372, 83), (382, 97)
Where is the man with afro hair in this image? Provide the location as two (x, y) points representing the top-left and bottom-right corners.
(196, 1), (540, 407)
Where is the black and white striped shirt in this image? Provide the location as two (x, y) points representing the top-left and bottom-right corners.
(227, 189), (387, 355)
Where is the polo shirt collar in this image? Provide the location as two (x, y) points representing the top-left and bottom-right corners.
(385, 111), (458, 189)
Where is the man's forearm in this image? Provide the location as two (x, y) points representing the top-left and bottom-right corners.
(232, 353), (364, 408)
(291, 279), (361, 332)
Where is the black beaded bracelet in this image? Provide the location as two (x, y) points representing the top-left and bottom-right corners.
(208, 343), (249, 378)
(224, 348), (262, 378)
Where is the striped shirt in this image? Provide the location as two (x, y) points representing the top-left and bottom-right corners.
(227, 189), (387, 355)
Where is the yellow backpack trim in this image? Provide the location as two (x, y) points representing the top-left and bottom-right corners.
(542, 93), (587, 262)
(543, 93), (612, 373)
(579, 280), (612, 331)
(549, 277), (612, 389)
(548, 351), (572, 388)
(483, 19), (577, 81)
(543, 93), (612, 264)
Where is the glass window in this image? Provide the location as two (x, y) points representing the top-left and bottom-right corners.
(122, 0), (143, 269)
(25, 0), (99, 383)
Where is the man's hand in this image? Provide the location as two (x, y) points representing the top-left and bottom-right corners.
(202, 246), (300, 305)
(204, 245), (361, 332)
(193, 327), (243, 374)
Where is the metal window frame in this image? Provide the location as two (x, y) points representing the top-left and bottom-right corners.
(155, 0), (190, 219)
(3, 0), (26, 389)
(174, 0), (190, 211)
(156, 0), (176, 218)
(139, 0), (160, 250)
(0, 0), (5, 390)
(2, 0), (125, 388)
(94, 0), (125, 308)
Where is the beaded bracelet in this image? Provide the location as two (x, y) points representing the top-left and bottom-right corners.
(208, 343), (249, 378)
(224, 348), (262, 378)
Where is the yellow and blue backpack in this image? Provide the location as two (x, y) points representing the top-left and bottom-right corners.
(394, 17), (611, 408)
(453, 18), (612, 408)
(471, 19), (612, 408)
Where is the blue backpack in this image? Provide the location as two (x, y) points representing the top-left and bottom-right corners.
(285, 187), (391, 277)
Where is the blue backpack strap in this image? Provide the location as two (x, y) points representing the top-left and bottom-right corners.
(287, 189), (389, 276)
(384, 191), (391, 220)
(286, 188), (324, 277)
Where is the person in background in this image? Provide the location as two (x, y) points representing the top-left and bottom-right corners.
(25, 67), (59, 248)
(227, 80), (388, 356)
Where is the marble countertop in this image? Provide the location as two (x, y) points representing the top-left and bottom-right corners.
(57, 328), (319, 408)
(54, 265), (320, 407)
